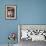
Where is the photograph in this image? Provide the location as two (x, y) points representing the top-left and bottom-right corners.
(5, 5), (16, 19)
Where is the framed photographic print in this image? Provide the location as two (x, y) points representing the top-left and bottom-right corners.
(5, 5), (16, 20)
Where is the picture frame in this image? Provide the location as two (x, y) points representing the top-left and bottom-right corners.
(5, 5), (16, 20)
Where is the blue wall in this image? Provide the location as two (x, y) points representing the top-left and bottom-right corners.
(0, 0), (46, 44)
